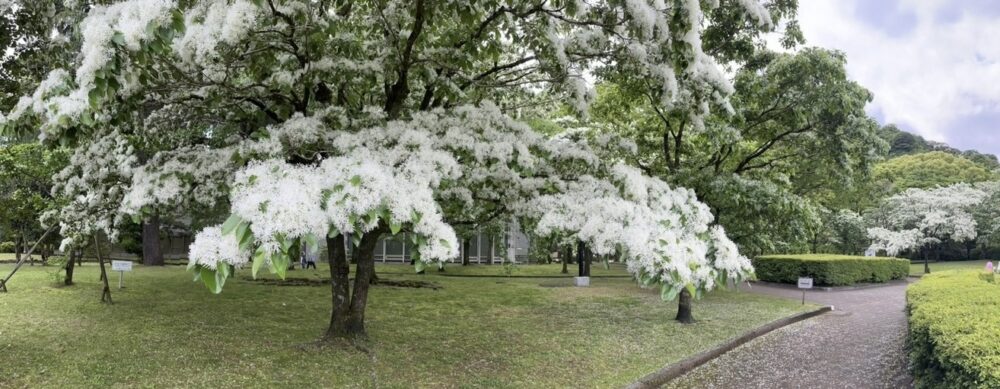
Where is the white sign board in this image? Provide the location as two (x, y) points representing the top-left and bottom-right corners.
(864, 247), (876, 257)
(111, 260), (133, 272)
(797, 277), (813, 289)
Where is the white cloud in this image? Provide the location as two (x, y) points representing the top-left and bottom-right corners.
(789, 0), (1000, 151)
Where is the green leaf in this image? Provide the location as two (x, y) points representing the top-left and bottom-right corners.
(271, 253), (289, 279)
(235, 221), (250, 241)
(327, 226), (340, 239)
(303, 233), (319, 253)
(171, 10), (185, 33)
(366, 209), (379, 225)
(238, 226), (254, 252)
(221, 214), (242, 235)
(661, 285), (680, 301)
(200, 267), (222, 294)
(352, 233), (362, 247)
(88, 89), (101, 108)
(252, 247), (267, 278)
(390, 222), (402, 235)
(349, 175), (362, 186)
(145, 21), (157, 38)
(414, 260), (426, 273)
(685, 283), (696, 296)
(81, 112), (95, 126)
(111, 32), (125, 46)
(320, 189), (333, 210)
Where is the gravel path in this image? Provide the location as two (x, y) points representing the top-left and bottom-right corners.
(664, 281), (912, 389)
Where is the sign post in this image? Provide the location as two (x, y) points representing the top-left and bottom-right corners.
(797, 277), (813, 305)
(111, 261), (133, 289)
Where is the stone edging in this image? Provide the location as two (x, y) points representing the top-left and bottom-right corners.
(624, 305), (834, 389)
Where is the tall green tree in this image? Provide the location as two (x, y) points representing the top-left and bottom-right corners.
(0, 143), (67, 264)
(592, 47), (885, 256)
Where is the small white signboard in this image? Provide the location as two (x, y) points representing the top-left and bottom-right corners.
(797, 277), (813, 289)
(111, 261), (132, 289)
(864, 247), (876, 257)
(111, 261), (133, 272)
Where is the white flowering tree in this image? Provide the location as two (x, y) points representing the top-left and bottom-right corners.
(867, 183), (987, 273)
(2, 0), (770, 337)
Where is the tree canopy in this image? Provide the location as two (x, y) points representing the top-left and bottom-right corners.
(873, 151), (997, 193)
(0, 0), (785, 335)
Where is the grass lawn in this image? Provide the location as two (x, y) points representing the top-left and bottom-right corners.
(1, 263), (813, 388)
(909, 259), (991, 276)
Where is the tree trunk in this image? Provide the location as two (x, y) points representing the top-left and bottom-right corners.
(15, 237), (23, 265)
(561, 246), (571, 274)
(345, 228), (384, 337)
(923, 247), (930, 274)
(94, 236), (112, 304)
(142, 214), (165, 266)
(676, 289), (694, 323)
(489, 236), (495, 265)
(325, 234), (351, 340)
(461, 238), (471, 266)
(64, 249), (77, 286)
(577, 241), (590, 277)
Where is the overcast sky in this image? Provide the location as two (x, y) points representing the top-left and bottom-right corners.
(793, 0), (1000, 156)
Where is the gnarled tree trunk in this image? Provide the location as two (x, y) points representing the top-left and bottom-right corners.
(143, 214), (164, 266)
(325, 226), (386, 340)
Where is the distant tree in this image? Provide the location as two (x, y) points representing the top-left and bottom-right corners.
(826, 209), (866, 255)
(868, 184), (987, 273)
(873, 151), (997, 193)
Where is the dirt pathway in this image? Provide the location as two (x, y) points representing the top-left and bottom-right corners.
(664, 281), (912, 389)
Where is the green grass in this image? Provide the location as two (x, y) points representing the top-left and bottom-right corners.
(0, 263), (813, 388)
(909, 259), (991, 276)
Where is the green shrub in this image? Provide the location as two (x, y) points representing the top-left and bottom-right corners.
(0, 241), (15, 253)
(752, 254), (909, 286)
(907, 270), (1000, 388)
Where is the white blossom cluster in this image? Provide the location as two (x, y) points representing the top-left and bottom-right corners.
(866, 227), (924, 257)
(47, 131), (138, 250)
(868, 183), (989, 255)
(188, 226), (247, 269)
(533, 163), (751, 290)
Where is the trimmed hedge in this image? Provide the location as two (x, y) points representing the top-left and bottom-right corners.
(0, 241), (14, 253)
(753, 254), (909, 286)
(907, 271), (1000, 388)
